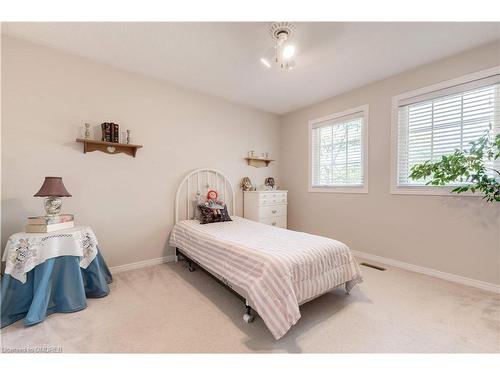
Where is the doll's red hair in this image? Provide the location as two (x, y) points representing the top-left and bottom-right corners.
(207, 190), (218, 200)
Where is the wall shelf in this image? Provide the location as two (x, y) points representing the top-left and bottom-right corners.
(245, 157), (274, 168)
(76, 138), (143, 158)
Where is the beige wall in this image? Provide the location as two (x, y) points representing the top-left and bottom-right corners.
(1, 36), (281, 267)
(280, 41), (500, 285)
(2, 35), (499, 285)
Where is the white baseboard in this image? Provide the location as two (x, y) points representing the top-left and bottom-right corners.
(108, 251), (499, 293)
(110, 255), (176, 274)
(352, 250), (500, 294)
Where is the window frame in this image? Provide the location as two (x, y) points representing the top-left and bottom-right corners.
(390, 66), (500, 196)
(308, 104), (369, 194)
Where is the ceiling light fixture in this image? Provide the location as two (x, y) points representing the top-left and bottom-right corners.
(282, 45), (296, 60)
(260, 22), (296, 71)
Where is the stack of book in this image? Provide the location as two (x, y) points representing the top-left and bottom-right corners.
(101, 122), (119, 143)
(25, 214), (74, 233)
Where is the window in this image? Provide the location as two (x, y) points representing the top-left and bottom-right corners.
(392, 68), (500, 195)
(309, 105), (368, 193)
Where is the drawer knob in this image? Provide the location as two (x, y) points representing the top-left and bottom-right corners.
(271, 210), (277, 214)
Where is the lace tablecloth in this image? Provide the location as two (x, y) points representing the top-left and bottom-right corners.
(2, 226), (99, 283)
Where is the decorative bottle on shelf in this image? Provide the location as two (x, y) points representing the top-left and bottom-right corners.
(84, 123), (91, 139)
(126, 130), (131, 144)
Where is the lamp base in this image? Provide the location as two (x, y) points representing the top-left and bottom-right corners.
(44, 196), (62, 216)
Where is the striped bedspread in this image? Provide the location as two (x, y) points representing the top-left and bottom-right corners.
(169, 216), (362, 339)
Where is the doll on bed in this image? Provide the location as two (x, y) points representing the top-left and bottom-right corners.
(205, 190), (225, 216)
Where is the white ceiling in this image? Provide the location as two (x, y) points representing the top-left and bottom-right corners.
(2, 22), (499, 114)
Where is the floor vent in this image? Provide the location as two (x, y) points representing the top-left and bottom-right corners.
(360, 262), (386, 271)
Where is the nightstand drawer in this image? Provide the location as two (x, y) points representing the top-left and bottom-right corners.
(258, 204), (287, 219)
(259, 192), (287, 206)
(261, 216), (287, 228)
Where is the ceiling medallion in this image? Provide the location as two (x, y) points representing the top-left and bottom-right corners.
(260, 22), (296, 71)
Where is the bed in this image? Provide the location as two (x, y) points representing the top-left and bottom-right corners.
(169, 168), (362, 339)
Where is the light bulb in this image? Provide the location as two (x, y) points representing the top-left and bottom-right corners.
(260, 57), (271, 68)
(282, 44), (296, 60)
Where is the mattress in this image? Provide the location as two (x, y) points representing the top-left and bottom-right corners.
(169, 216), (362, 339)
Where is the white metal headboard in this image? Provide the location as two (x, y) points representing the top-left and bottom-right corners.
(175, 168), (236, 223)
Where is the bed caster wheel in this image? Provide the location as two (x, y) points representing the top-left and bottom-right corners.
(243, 313), (254, 323)
(345, 282), (352, 295)
(187, 261), (195, 272)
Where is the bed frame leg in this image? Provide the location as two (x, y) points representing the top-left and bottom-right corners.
(345, 282), (351, 295)
(243, 305), (255, 323)
(177, 248), (195, 272)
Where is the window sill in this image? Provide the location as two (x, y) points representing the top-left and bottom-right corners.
(309, 186), (368, 194)
(390, 185), (479, 197)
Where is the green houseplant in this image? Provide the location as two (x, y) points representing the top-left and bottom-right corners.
(409, 132), (500, 202)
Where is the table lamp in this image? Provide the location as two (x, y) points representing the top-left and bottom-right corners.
(34, 177), (72, 216)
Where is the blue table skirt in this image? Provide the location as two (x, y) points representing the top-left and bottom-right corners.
(1, 249), (112, 329)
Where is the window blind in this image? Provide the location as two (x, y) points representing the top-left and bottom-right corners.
(311, 112), (364, 187)
(397, 77), (500, 186)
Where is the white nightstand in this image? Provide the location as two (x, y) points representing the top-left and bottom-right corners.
(243, 190), (288, 228)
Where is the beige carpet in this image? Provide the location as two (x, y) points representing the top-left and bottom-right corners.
(1, 258), (499, 353)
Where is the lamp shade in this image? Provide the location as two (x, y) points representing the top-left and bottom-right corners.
(34, 177), (72, 197)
